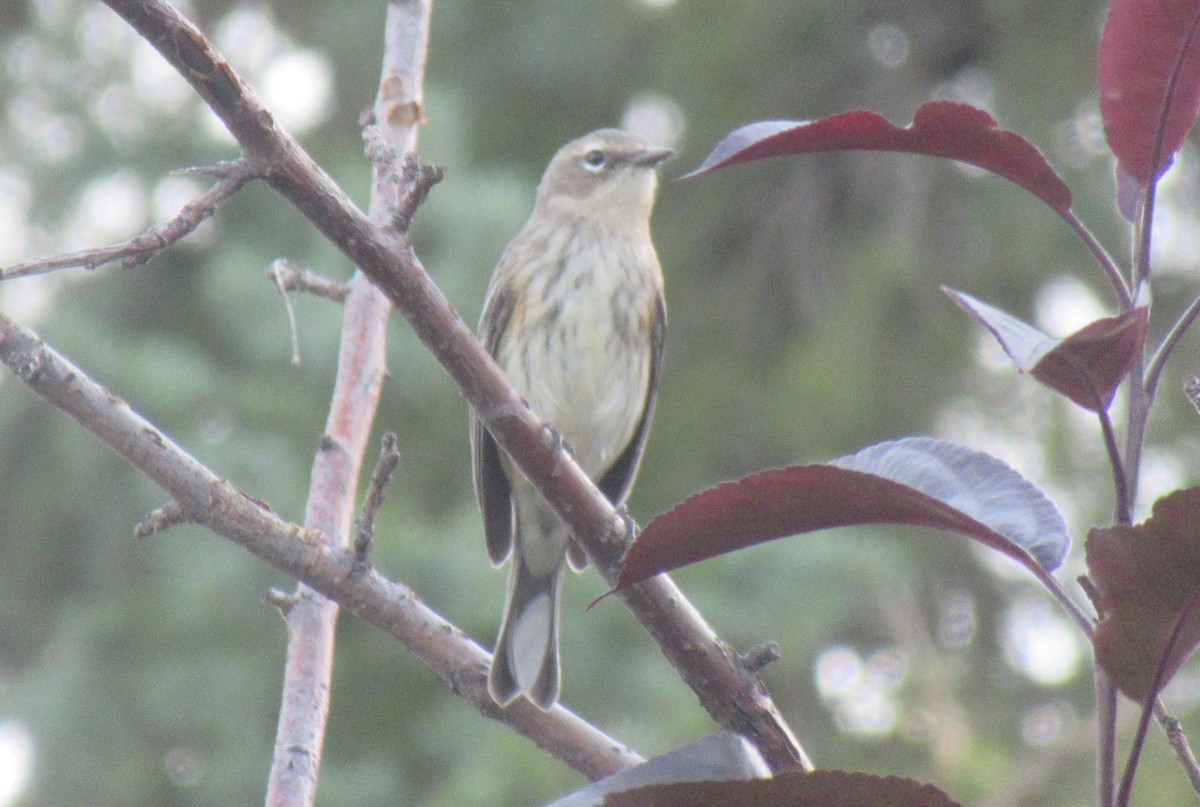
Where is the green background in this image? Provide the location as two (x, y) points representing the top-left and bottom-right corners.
(2, 1), (1199, 805)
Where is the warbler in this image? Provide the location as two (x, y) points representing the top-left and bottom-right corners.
(470, 129), (671, 709)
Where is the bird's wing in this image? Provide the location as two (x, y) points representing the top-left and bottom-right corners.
(471, 277), (517, 566)
(597, 289), (666, 508)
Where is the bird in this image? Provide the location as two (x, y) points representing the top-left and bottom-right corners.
(470, 128), (671, 709)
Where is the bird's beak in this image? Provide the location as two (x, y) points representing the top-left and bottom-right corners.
(631, 147), (674, 168)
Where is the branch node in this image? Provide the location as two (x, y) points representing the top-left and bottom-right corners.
(354, 432), (402, 561)
(265, 587), (301, 615)
(362, 131), (444, 234)
(267, 259), (349, 303)
(176, 158), (256, 180)
(610, 506), (639, 549)
(741, 642), (782, 673)
(135, 501), (189, 539)
(542, 424), (573, 478)
(14, 350), (46, 384)
(363, 126), (399, 182)
(391, 153), (444, 233)
(447, 659), (490, 701)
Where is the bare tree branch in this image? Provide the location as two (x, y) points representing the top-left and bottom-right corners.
(269, 259), (349, 303)
(264, 4), (433, 805)
(0, 309), (642, 779)
(100, 0), (810, 771)
(354, 433), (402, 561)
(390, 150), (445, 233)
(1159, 710), (1200, 796)
(0, 159), (256, 280)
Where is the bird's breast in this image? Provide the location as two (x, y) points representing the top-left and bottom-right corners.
(503, 234), (657, 478)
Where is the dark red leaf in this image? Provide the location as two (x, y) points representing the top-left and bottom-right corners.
(1087, 486), (1200, 699)
(946, 288), (1148, 413)
(1031, 306), (1149, 412)
(617, 438), (1069, 590)
(684, 101), (1072, 214)
(1098, 0), (1200, 185)
(605, 769), (964, 807)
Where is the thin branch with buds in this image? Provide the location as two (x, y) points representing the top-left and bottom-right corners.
(0, 160), (257, 281)
(1158, 710), (1200, 795)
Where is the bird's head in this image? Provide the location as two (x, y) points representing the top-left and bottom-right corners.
(535, 129), (673, 226)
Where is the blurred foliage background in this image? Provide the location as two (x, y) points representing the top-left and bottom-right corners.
(3, 1), (1200, 805)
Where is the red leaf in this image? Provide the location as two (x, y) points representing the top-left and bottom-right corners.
(946, 288), (1148, 413)
(1030, 307), (1149, 412)
(1098, 0), (1200, 185)
(1087, 487), (1200, 700)
(684, 101), (1072, 214)
(617, 438), (1069, 590)
(605, 769), (964, 807)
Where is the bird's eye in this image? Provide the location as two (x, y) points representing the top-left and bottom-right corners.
(583, 149), (606, 171)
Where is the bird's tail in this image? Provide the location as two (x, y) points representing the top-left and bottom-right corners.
(489, 542), (564, 709)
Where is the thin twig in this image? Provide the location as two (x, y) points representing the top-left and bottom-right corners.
(1096, 666), (1118, 807)
(1157, 709), (1200, 796)
(267, 259), (348, 302)
(0, 159), (257, 280)
(269, 260), (303, 365)
(134, 501), (188, 539)
(1087, 572), (1116, 807)
(392, 154), (445, 233)
(1097, 407), (1130, 525)
(976, 693), (1200, 807)
(1145, 294), (1200, 399)
(973, 709), (1101, 807)
(1157, 705), (1200, 795)
(1061, 211), (1132, 310)
(1117, 589), (1200, 807)
(1122, 353), (1149, 523)
(354, 433), (402, 561)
